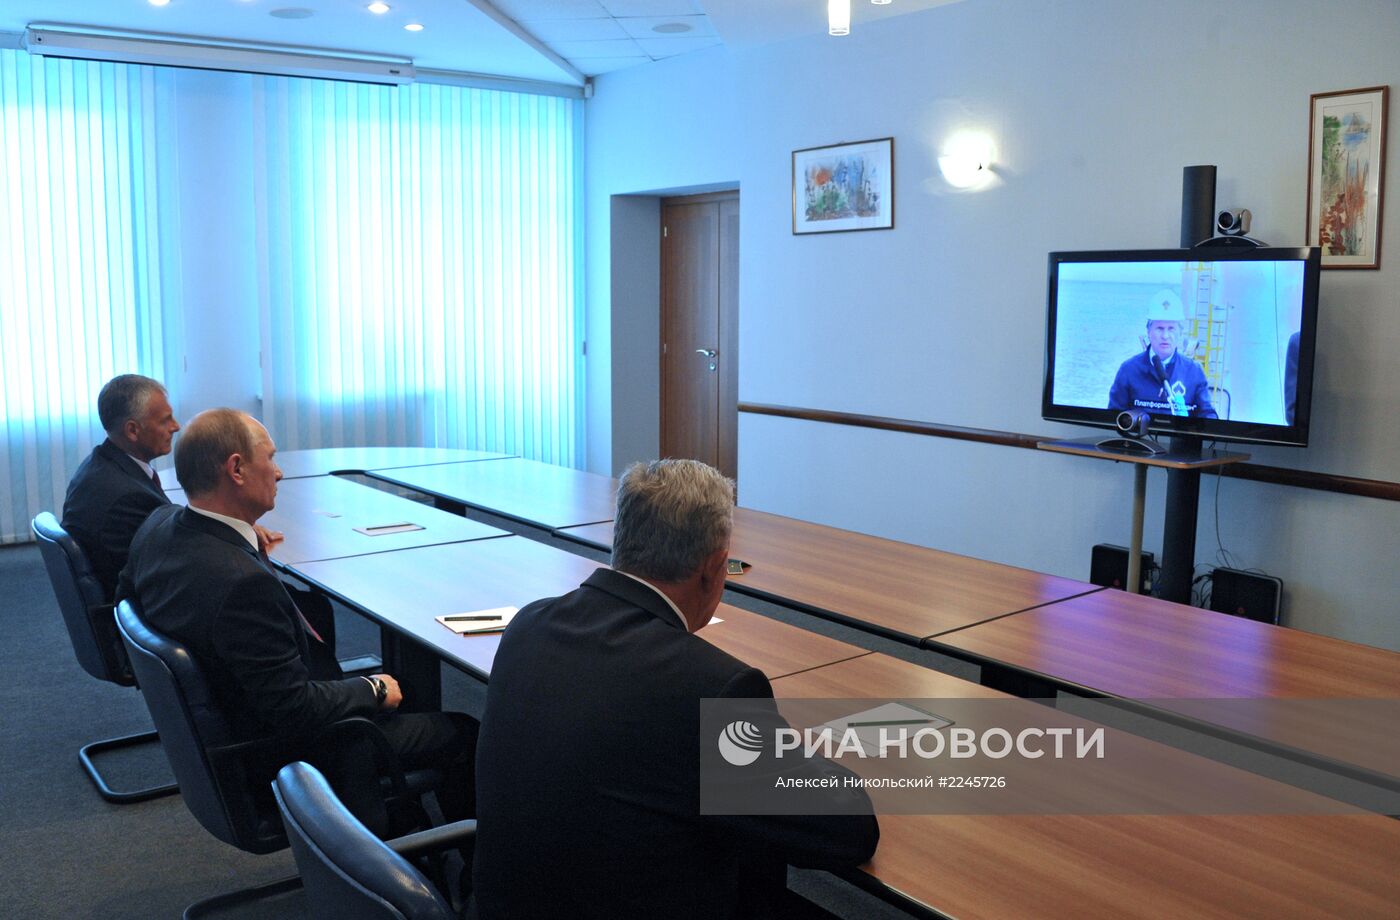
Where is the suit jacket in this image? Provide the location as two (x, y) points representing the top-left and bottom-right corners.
(62, 439), (170, 602)
(472, 569), (879, 920)
(116, 504), (376, 740)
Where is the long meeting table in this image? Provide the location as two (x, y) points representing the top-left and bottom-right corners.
(771, 653), (1400, 920)
(929, 588), (1400, 787)
(290, 535), (871, 706)
(560, 510), (1103, 644)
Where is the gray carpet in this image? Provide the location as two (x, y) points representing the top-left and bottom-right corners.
(0, 542), (916, 919)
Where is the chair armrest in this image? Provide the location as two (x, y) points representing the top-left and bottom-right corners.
(386, 819), (477, 858)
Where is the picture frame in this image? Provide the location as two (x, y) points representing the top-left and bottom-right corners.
(792, 137), (894, 235)
(1306, 85), (1388, 269)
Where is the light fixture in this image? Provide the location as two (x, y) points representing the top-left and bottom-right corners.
(872, 0), (892, 5)
(828, 0), (851, 36)
(367, 2), (390, 13)
(148, 0), (171, 7)
(937, 131), (996, 189)
(404, 22), (424, 32)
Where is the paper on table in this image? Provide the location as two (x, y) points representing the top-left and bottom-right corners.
(819, 702), (953, 757)
(435, 606), (519, 635)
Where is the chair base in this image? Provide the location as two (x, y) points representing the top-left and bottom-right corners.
(183, 874), (302, 920)
(79, 729), (180, 804)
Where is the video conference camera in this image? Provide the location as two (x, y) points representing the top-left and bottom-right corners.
(1216, 208), (1252, 236)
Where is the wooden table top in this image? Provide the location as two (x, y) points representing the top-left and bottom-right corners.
(168, 476), (508, 564)
(771, 654), (1400, 920)
(371, 458), (617, 530)
(560, 508), (1102, 643)
(929, 589), (1400, 782)
(291, 536), (866, 682)
(269, 447), (511, 480)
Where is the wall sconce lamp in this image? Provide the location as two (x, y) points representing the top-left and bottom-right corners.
(938, 131), (996, 189)
(828, 0), (851, 36)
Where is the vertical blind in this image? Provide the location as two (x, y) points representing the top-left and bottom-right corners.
(0, 50), (180, 542)
(253, 77), (582, 466)
(0, 52), (583, 543)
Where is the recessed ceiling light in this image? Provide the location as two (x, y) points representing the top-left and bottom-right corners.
(148, 0), (171, 7)
(652, 22), (692, 34)
(269, 7), (315, 19)
(367, 2), (390, 13)
(404, 22), (424, 32)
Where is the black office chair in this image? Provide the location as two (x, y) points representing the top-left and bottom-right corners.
(115, 599), (442, 919)
(274, 761), (475, 920)
(30, 511), (178, 803)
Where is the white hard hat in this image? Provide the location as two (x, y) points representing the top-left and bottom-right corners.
(1145, 289), (1186, 325)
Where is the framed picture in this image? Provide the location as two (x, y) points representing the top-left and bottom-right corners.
(1306, 85), (1388, 269)
(792, 137), (894, 234)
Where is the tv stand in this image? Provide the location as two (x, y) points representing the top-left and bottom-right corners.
(1039, 437), (1249, 599)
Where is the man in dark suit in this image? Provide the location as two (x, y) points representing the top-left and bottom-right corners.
(118, 408), (476, 834)
(62, 374), (180, 602)
(472, 459), (879, 919)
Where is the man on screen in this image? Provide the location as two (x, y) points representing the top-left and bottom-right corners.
(1108, 289), (1218, 419)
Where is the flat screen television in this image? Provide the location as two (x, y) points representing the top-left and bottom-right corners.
(1042, 246), (1320, 448)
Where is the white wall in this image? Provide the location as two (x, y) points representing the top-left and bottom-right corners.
(170, 69), (262, 423)
(585, 0), (1400, 650)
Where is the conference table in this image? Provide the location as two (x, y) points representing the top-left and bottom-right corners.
(269, 446), (511, 480)
(166, 474), (508, 565)
(771, 654), (1400, 920)
(560, 510), (1103, 643)
(370, 457), (618, 531)
(290, 535), (871, 705)
(929, 588), (1400, 787)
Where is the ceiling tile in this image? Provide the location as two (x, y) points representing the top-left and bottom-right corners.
(616, 14), (714, 40)
(598, 1), (703, 17)
(570, 55), (654, 76)
(634, 35), (723, 59)
(546, 38), (645, 58)
(493, 0), (611, 21)
(522, 18), (629, 41)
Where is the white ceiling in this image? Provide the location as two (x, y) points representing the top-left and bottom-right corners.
(0, 0), (960, 86)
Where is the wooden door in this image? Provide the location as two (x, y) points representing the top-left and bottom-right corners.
(660, 192), (739, 480)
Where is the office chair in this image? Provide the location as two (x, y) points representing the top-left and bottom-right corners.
(30, 511), (178, 803)
(274, 761), (476, 920)
(115, 599), (442, 920)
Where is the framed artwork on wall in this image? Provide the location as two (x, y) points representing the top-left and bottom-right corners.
(1306, 85), (1388, 269)
(792, 137), (894, 235)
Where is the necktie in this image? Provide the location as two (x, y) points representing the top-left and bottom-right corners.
(151, 468), (162, 490)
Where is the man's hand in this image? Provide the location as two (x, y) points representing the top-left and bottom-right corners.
(255, 524), (285, 554)
(373, 673), (403, 711)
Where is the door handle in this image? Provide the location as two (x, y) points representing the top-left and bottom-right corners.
(695, 348), (718, 372)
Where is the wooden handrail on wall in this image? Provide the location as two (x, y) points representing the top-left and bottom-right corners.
(738, 402), (1400, 503)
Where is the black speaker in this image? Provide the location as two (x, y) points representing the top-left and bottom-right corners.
(1180, 165), (1217, 248)
(1090, 543), (1155, 593)
(1210, 567), (1282, 624)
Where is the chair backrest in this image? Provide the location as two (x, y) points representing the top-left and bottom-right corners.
(273, 762), (454, 920)
(115, 599), (286, 855)
(31, 512), (129, 685)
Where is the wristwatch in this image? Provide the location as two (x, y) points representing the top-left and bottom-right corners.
(364, 676), (388, 706)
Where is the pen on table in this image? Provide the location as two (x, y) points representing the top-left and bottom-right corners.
(442, 614), (505, 622)
(846, 718), (936, 728)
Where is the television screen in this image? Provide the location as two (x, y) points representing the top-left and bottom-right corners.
(1043, 246), (1320, 447)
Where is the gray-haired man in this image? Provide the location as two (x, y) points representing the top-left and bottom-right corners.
(473, 459), (878, 919)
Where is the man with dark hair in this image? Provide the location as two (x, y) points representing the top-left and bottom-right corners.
(473, 459), (879, 919)
(118, 409), (476, 834)
(62, 374), (180, 601)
